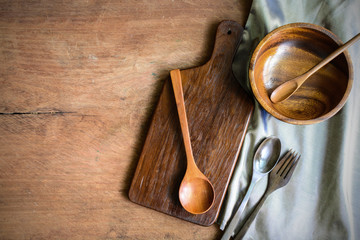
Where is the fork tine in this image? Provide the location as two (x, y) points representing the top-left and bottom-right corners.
(280, 151), (297, 176)
(276, 150), (294, 175)
(274, 150), (292, 173)
(284, 153), (300, 179)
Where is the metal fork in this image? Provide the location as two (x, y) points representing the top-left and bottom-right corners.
(232, 150), (301, 240)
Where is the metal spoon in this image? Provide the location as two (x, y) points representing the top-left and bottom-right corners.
(270, 33), (360, 103)
(221, 136), (281, 240)
(170, 69), (215, 215)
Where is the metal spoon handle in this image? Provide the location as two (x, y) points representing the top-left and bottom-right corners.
(221, 180), (257, 240)
(170, 69), (196, 168)
(233, 191), (271, 240)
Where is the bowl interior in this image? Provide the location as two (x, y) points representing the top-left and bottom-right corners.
(250, 24), (351, 124)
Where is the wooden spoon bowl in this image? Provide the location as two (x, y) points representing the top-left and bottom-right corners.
(249, 23), (353, 124)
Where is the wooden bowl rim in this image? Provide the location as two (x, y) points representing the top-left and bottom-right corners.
(249, 22), (354, 125)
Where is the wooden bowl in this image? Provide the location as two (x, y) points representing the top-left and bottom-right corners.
(249, 23), (353, 124)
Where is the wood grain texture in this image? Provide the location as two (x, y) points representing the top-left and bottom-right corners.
(170, 69), (215, 215)
(129, 21), (254, 226)
(269, 33), (359, 103)
(0, 0), (252, 239)
(249, 23), (353, 125)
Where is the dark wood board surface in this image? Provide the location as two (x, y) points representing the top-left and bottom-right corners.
(129, 21), (254, 226)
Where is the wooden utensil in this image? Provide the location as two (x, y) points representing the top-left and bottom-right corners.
(129, 20), (254, 226)
(270, 33), (360, 103)
(249, 23), (353, 124)
(170, 69), (215, 215)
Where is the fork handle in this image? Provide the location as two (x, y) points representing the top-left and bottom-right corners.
(233, 190), (272, 240)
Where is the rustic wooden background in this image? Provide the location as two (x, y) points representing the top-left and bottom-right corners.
(0, 1), (251, 239)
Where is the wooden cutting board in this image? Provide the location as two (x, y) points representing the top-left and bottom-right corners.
(129, 20), (254, 226)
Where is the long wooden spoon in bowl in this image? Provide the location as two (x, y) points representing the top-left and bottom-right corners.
(170, 69), (215, 215)
(270, 33), (360, 103)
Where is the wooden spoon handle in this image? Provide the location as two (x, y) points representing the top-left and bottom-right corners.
(170, 69), (196, 166)
(305, 33), (360, 77)
(271, 32), (360, 103)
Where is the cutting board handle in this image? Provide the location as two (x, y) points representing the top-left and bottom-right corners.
(208, 21), (243, 70)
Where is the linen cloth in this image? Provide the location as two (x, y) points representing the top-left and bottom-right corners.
(218, 0), (360, 239)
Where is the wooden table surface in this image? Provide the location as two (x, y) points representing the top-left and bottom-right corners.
(0, 1), (252, 239)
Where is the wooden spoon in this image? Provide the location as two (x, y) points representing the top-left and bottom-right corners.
(270, 33), (360, 103)
(170, 69), (215, 215)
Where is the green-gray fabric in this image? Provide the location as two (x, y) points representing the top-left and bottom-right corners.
(218, 0), (360, 239)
